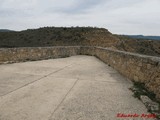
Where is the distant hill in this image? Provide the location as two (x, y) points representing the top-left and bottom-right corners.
(0, 29), (14, 32)
(0, 27), (159, 57)
(124, 35), (160, 40)
(114, 34), (160, 57)
(0, 27), (119, 48)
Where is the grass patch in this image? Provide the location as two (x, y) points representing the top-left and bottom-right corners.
(132, 82), (156, 101)
(130, 82), (160, 119)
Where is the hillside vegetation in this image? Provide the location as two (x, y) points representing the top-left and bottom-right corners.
(115, 35), (160, 57)
(0, 27), (160, 57)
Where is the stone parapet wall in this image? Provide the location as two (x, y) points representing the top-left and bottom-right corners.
(0, 46), (80, 64)
(0, 46), (160, 100)
(80, 46), (160, 100)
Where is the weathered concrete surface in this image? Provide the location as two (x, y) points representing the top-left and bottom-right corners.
(0, 55), (148, 120)
(0, 46), (160, 100)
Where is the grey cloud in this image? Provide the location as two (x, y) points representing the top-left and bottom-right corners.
(65, 0), (106, 14)
(0, 10), (14, 17)
(49, 0), (106, 14)
(0, 0), (160, 35)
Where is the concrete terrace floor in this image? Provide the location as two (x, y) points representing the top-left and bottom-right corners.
(0, 55), (148, 120)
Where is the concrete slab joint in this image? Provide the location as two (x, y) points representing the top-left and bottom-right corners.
(0, 55), (151, 120)
(0, 46), (160, 119)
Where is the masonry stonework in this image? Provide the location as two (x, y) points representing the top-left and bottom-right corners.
(0, 46), (160, 100)
(0, 46), (80, 63)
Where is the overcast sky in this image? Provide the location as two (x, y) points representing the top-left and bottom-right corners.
(0, 0), (160, 35)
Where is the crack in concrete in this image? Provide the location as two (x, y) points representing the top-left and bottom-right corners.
(48, 78), (79, 120)
(0, 64), (73, 98)
(78, 79), (130, 84)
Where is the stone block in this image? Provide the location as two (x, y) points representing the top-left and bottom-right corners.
(140, 95), (159, 112)
(147, 64), (152, 69)
(138, 62), (143, 67)
(134, 76), (139, 81)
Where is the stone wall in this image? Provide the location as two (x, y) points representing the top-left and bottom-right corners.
(0, 46), (80, 64)
(80, 46), (160, 100)
(0, 46), (160, 100)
